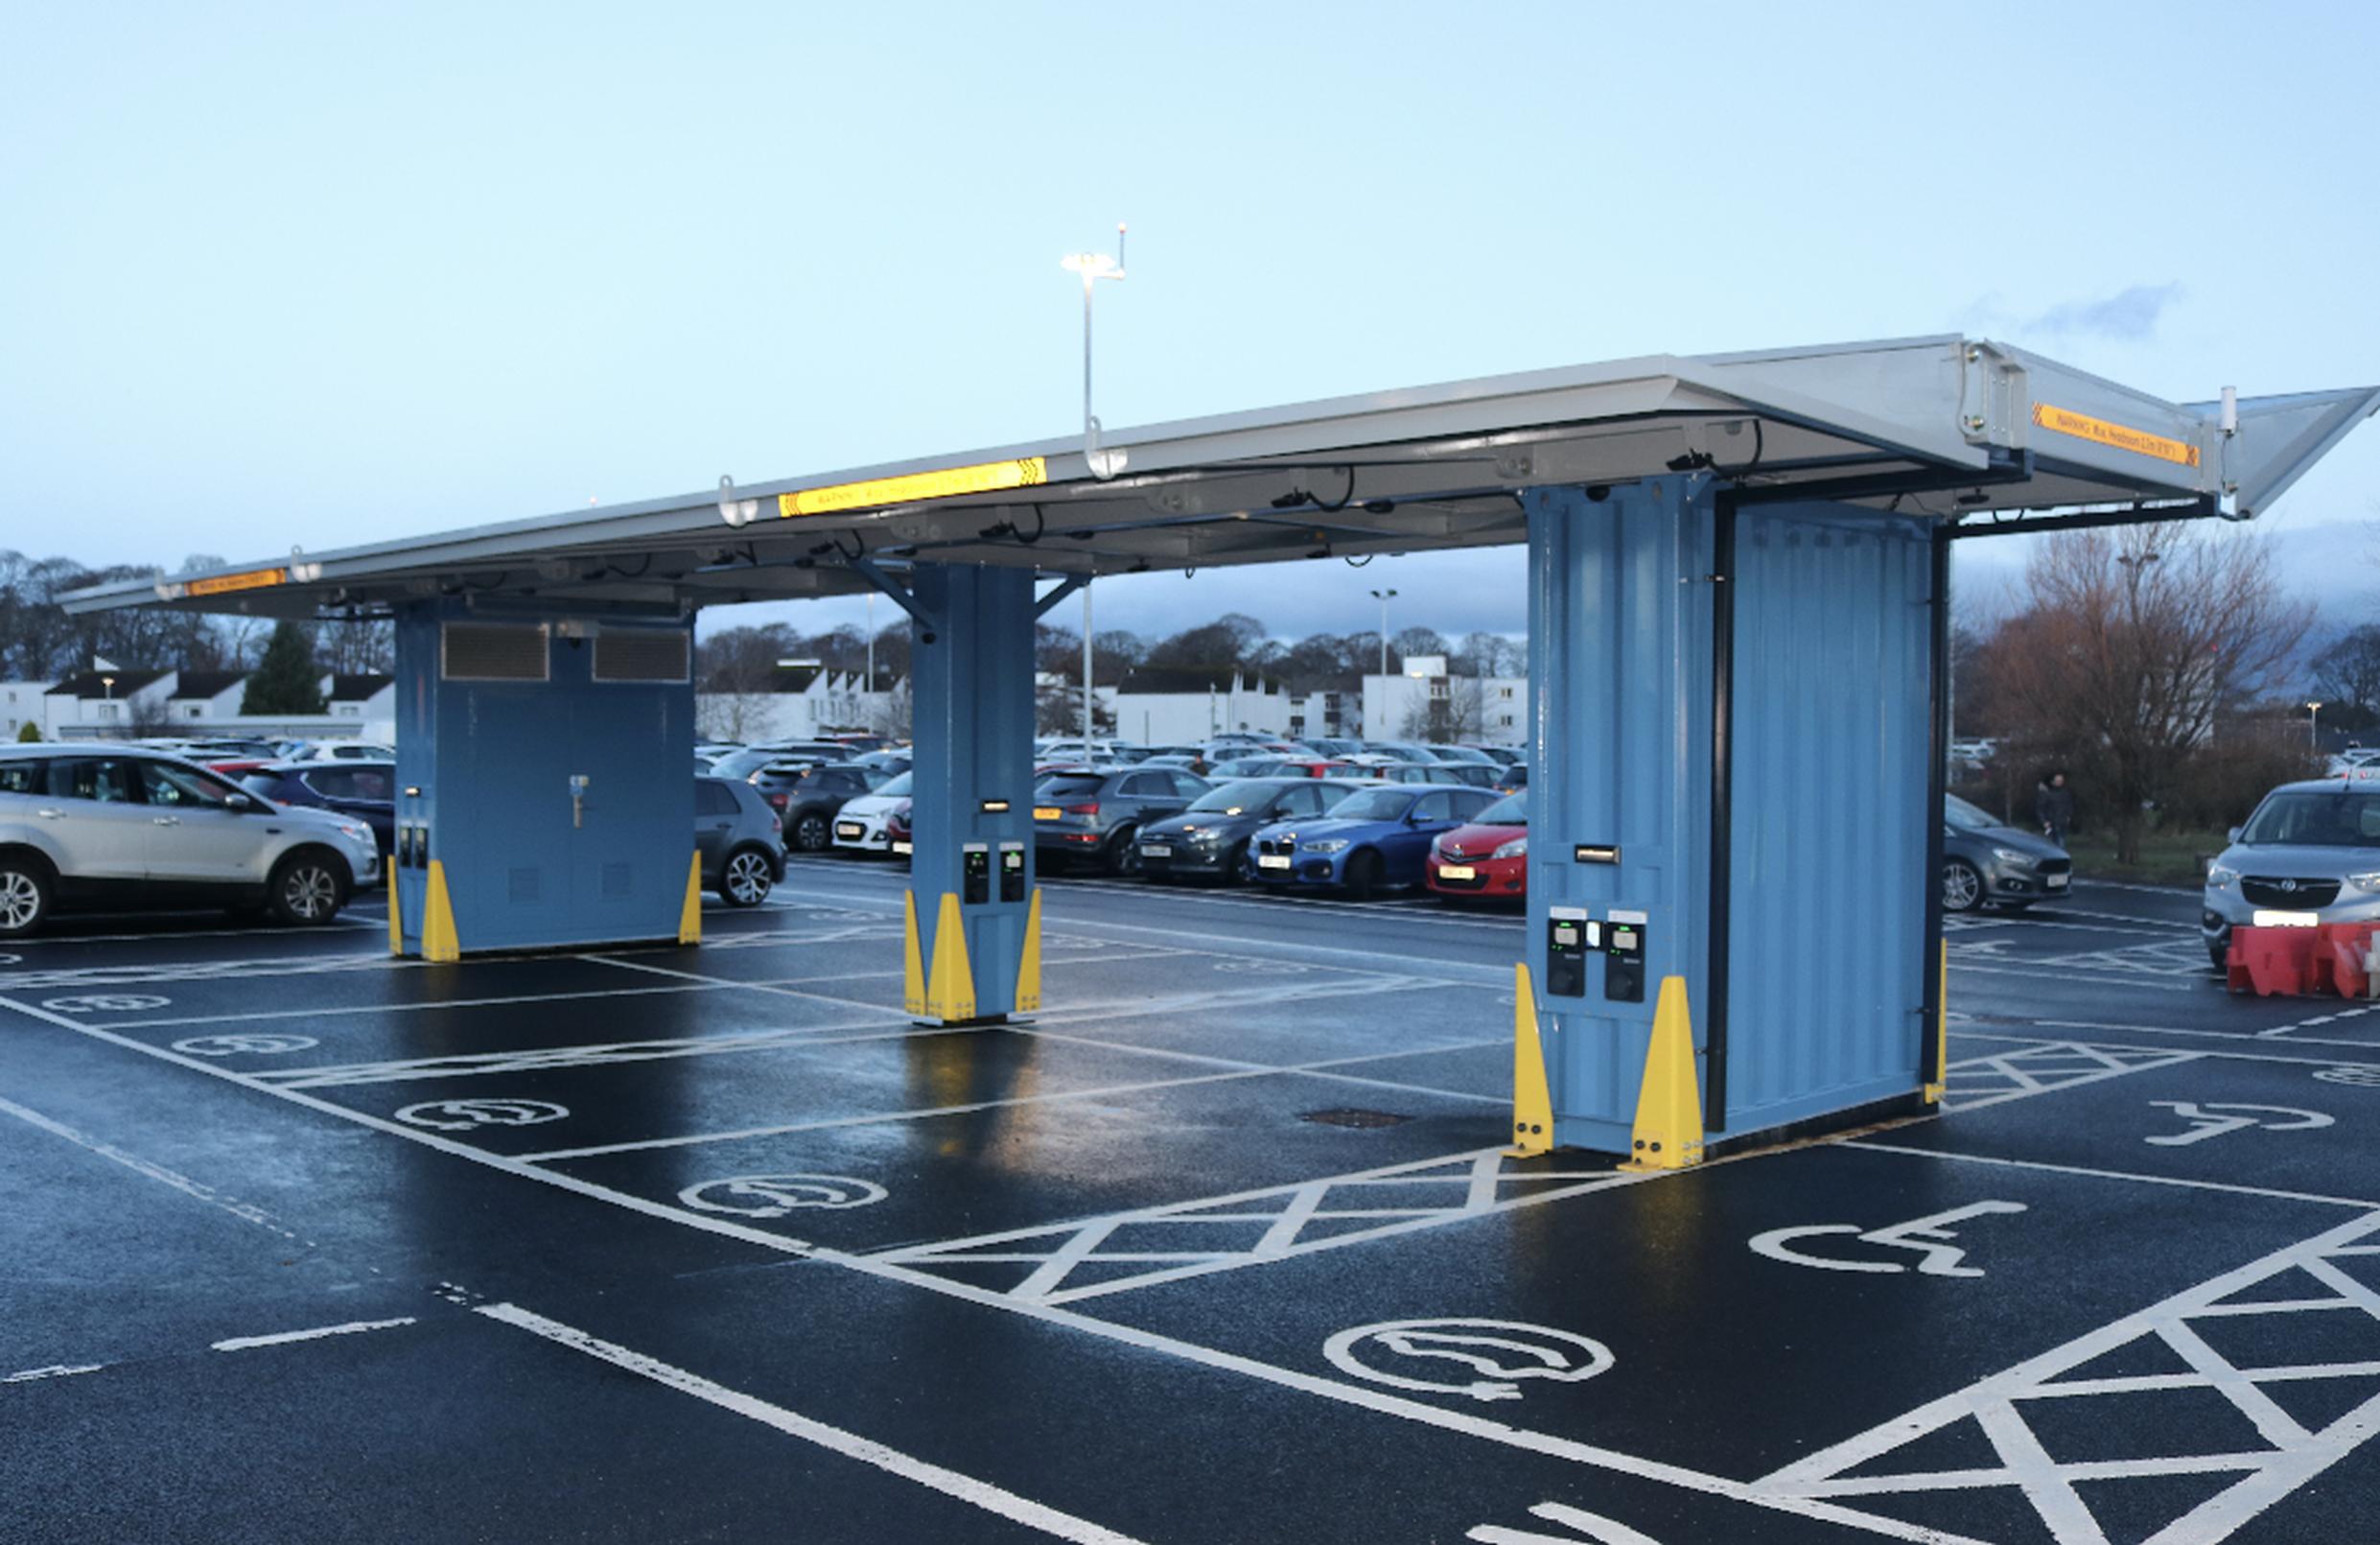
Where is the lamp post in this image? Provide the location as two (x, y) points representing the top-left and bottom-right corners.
(1060, 225), (1127, 480)
(1370, 588), (1398, 677)
(2309, 700), (2324, 753)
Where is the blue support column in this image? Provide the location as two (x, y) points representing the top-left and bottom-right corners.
(907, 563), (1038, 1023)
(1524, 477), (1715, 1155)
(389, 598), (694, 958)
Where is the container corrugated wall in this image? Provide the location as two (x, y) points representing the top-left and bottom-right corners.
(1725, 505), (1933, 1131)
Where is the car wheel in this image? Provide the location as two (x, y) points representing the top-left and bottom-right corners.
(0, 855), (53, 937)
(268, 850), (349, 926)
(2208, 938), (2231, 971)
(718, 846), (774, 907)
(1222, 841), (1250, 886)
(1942, 858), (1983, 914)
(1343, 850), (1382, 901)
(792, 812), (830, 853)
(1106, 826), (1141, 877)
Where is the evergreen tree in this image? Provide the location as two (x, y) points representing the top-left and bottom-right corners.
(14, 721), (37, 742)
(242, 620), (326, 714)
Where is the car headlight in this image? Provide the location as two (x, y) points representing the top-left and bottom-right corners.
(1492, 835), (1528, 860)
(335, 821), (373, 846)
(2206, 863), (2238, 890)
(1303, 839), (1350, 854)
(1990, 846), (2034, 865)
(2348, 871), (2380, 891)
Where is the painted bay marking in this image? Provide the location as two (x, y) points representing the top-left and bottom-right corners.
(2315, 1065), (2380, 1088)
(677, 1174), (887, 1217)
(211, 1317), (417, 1352)
(1321, 1319), (1615, 1403)
(2144, 1100), (2334, 1147)
(1760, 1209), (2380, 1543)
(475, 1300), (1149, 1545)
(173, 1032), (318, 1057)
(1750, 1202), (2027, 1278)
(1209, 959), (1313, 973)
(40, 993), (170, 1014)
(3, 1363), (105, 1384)
(0, 1092), (299, 1240)
(394, 1097), (569, 1132)
(1469, 1502), (1666, 1545)
(1941, 1040), (2198, 1110)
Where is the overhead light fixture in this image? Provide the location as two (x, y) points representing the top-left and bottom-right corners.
(717, 474), (760, 527)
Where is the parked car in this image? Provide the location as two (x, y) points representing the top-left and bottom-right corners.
(1943, 793), (2070, 916)
(1360, 742), (1440, 763)
(711, 742), (847, 783)
(771, 762), (895, 852)
(297, 741), (395, 762)
(2203, 780), (2380, 968)
(1135, 778), (1371, 884)
(1423, 743), (1498, 766)
(885, 800), (913, 859)
(1205, 756), (1288, 780)
(1250, 783), (1499, 900)
(0, 745), (380, 935)
(832, 771), (913, 855)
(696, 776), (784, 906)
(1427, 790), (1528, 903)
(1464, 745), (1525, 769)
(1494, 763), (1529, 794)
(1033, 765), (1209, 874)
(239, 761), (397, 858)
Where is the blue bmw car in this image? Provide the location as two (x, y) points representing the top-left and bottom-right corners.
(1249, 783), (1500, 900)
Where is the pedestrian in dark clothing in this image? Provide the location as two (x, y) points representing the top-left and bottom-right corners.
(2035, 769), (2074, 848)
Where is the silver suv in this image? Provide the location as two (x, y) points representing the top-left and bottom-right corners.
(0, 744), (381, 936)
(2203, 778), (2380, 967)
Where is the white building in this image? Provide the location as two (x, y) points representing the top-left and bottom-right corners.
(1, 682), (54, 739)
(697, 667), (902, 744)
(1361, 655), (1527, 748)
(1110, 669), (1290, 746)
(1286, 690), (1359, 743)
(36, 668), (396, 743)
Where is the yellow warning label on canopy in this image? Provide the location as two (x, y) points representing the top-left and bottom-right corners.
(779, 456), (1048, 519)
(185, 566), (289, 597)
(2030, 403), (2201, 468)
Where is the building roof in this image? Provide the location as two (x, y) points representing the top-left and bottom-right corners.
(326, 673), (394, 702)
(1117, 667), (1281, 696)
(46, 669), (170, 698)
(170, 670), (246, 701)
(58, 337), (2380, 623)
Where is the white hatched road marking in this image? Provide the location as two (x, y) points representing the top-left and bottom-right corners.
(1941, 1041), (2201, 1112)
(1759, 1209), (2380, 1544)
(869, 1150), (1640, 1305)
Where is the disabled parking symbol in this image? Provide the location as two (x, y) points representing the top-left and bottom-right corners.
(395, 1098), (569, 1132)
(174, 1033), (318, 1057)
(1322, 1319), (1614, 1402)
(677, 1174), (887, 1216)
(42, 994), (171, 1014)
(1750, 1201), (2027, 1277)
(2144, 1101), (2333, 1146)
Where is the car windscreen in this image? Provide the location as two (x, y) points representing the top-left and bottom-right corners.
(1946, 795), (2000, 831)
(2240, 791), (2380, 848)
(875, 771), (912, 797)
(239, 772), (283, 798)
(1323, 787), (1412, 822)
(1474, 792), (1526, 826)
(711, 750), (774, 780)
(1188, 780), (1286, 814)
(1036, 775), (1106, 799)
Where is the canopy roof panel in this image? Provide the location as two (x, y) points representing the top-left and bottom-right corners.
(62, 335), (2378, 620)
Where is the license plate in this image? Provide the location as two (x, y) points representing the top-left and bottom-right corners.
(2252, 909), (2320, 927)
(892, 840), (912, 855)
(1034, 806), (1062, 821)
(834, 822), (863, 839)
(1437, 864), (1476, 881)
(2045, 872), (2068, 889)
(1257, 854), (1291, 870)
(1140, 844), (1172, 858)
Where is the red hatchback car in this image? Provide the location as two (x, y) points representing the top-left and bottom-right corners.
(1425, 790), (1527, 903)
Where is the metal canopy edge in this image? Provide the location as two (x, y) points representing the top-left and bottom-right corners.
(60, 336), (2376, 619)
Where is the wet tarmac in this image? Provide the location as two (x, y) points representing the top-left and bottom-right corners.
(5, 863), (2376, 1543)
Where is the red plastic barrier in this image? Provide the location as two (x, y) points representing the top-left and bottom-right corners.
(2228, 925), (2324, 996)
(2322, 922), (2380, 999)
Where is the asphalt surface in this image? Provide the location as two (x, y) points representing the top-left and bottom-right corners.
(6, 863), (2380, 1544)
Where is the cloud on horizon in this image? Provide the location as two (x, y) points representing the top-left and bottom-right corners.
(2025, 281), (2183, 341)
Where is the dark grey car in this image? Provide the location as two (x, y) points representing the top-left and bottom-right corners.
(1943, 793), (2071, 913)
(696, 776), (784, 906)
(1033, 765), (1209, 874)
(1134, 777), (1370, 883)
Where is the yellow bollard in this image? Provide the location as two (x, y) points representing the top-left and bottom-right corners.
(902, 890), (925, 1018)
(677, 851), (703, 946)
(923, 892), (976, 1022)
(420, 859), (460, 963)
(1016, 887), (1044, 1014)
(386, 870), (404, 957)
(1923, 938), (1948, 1104)
(1506, 961), (1555, 1157)
(1617, 975), (1703, 1172)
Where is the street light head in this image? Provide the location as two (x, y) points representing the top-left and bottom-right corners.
(1061, 252), (1121, 279)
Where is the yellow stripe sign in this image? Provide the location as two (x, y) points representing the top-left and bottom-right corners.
(778, 456), (1048, 519)
(184, 566), (289, 597)
(2030, 403), (2201, 468)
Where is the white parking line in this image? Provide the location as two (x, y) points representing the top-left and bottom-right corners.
(212, 1317), (417, 1352)
(1840, 1140), (2380, 1211)
(0, 1092), (301, 1240)
(475, 1300), (1150, 1545)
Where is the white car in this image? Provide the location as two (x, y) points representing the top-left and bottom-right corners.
(831, 771), (913, 855)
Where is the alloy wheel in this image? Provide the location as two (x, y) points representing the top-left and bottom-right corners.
(0, 871), (41, 932)
(725, 851), (772, 905)
(283, 864), (338, 922)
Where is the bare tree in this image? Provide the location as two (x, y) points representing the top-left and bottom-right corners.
(1980, 523), (2313, 863)
(2313, 624), (2380, 720)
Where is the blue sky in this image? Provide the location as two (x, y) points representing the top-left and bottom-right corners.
(4, 1), (2375, 644)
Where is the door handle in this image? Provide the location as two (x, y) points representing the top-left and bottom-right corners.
(152, 815), (180, 826)
(35, 808), (64, 819)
